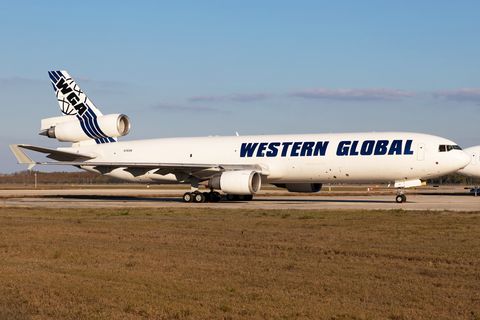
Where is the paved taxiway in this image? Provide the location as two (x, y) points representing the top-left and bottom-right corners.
(1, 187), (478, 211)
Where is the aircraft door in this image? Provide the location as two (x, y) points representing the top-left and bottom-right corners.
(417, 143), (425, 161)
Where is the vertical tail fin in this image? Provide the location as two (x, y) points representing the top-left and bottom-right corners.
(48, 71), (116, 144)
(48, 71), (102, 117)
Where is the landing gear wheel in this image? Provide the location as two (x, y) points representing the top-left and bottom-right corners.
(396, 194), (407, 203)
(212, 192), (221, 202)
(401, 194), (407, 202)
(203, 192), (213, 202)
(244, 194), (253, 201)
(183, 192), (194, 202)
(227, 194), (239, 201)
(193, 192), (205, 203)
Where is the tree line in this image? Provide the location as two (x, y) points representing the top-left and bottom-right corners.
(426, 174), (480, 185)
(0, 171), (118, 185)
(1, 170), (480, 186)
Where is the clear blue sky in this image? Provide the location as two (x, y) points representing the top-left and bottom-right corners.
(2, 1), (480, 173)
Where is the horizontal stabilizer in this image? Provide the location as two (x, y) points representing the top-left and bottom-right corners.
(9, 145), (36, 170)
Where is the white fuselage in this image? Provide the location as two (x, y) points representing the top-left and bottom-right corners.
(61, 132), (470, 186)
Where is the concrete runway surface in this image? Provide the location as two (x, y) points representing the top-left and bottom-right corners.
(1, 187), (479, 211)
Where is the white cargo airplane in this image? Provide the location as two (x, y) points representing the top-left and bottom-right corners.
(10, 71), (471, 203)
(457, 146), (480, 178)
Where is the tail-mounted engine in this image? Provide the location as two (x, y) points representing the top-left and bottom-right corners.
(40, 114), (130, 143)
(208, 170), (261, 195)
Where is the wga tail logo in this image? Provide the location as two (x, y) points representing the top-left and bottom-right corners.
(55, 77), (87, 116)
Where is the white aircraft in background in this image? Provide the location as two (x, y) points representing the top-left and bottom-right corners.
(457, 146), (480, 178)
(10, 71), (471, 203)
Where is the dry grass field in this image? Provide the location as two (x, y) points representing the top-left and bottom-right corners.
(0, 206), (479, 319)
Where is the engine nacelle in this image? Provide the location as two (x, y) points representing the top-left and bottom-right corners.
(275, 183), (322, 193)
(41, 114), (130, 142)
(208, 170), (261, 195)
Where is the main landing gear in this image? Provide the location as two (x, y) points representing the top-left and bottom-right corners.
(182, 177), (254, 203)
(183, 190), (222, 203)
(182, 191), (255, 202)
(183, 177), (222, 203)
(395, 189), (407, 203)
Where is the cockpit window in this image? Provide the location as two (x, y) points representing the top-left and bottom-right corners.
(438, 145), (462, 152)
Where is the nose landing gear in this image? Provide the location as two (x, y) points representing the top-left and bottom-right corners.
(395, 190), (407, 203)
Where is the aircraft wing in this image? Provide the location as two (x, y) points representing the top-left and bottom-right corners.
(35, 161), (266, 179)
(10, 144), (267, 180)
(11, 144), (97, 161)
